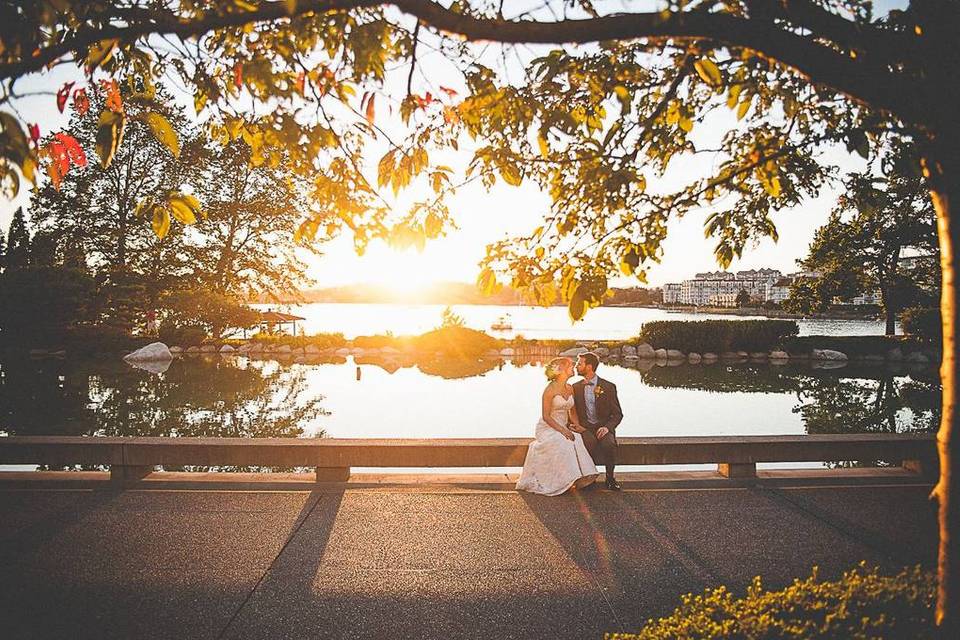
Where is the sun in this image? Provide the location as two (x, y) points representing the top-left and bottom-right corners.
(359, 244), (439, 295)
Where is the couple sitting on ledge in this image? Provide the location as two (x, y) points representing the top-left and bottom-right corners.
(516, 352), (623, 495)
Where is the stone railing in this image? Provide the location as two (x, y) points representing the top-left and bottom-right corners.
(0, 434), (937, 483)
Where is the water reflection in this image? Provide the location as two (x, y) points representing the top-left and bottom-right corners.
(0, 354), (940, 442)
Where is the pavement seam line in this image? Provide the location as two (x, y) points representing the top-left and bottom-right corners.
(215, 491), (325, 640)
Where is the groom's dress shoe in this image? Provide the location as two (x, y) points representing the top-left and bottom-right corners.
(604, 478), (622, 491)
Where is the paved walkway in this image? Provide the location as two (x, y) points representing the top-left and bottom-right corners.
(0, 475), (939, 639)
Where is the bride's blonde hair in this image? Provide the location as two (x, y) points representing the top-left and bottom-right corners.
(545, 357), (572, 382)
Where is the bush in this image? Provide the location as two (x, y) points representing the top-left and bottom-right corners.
(353, 334), (403, 349)
(902, 307), (941, 344)
(158, 324), (207, 347)
(638, 320), (799, 353)
(412, 326), (499, 358)
(611, 564), (935, 640)
(250, 333), (347, 349)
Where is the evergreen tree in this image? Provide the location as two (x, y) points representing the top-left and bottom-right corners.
(4, 207), (30, 271)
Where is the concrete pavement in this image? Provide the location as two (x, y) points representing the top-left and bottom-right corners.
(0, 474), (939, 639)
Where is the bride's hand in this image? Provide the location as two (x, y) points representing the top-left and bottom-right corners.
(560, 427), (575, 441)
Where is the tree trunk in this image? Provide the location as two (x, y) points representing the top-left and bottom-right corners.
(927, 144), (960, 635)
(881, 282), (896, 336)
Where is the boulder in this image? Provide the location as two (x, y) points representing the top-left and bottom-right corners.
(291, 347), (305, 355)
(769, 350), (789, 360)
(199, 344), (217, 353)
(275, 344), (292, 354)
(666, 349), (685, 360)
(595, 346), (610, 357)
(906, 351), (930, 364)
(749, 352), (767, 360)
(500, 348), (515, 357)
(169, 346), (184, 354)
(654, 348), (667, 359)
(305, 344), (320, 354)
(247, 342), (263, 353)
(737, 351), (749, 359)
(335, 348), (350, 356)
(219, 344), (236, 353)
(702, 352), (718, 361)
(559, 346), (589, 357)
(887, 347), (904, 361)
(621, 345), (638, 357)
(687, 352), (702, 364)
(186, 346), (200, 354)
(124, 342), (174, 362)
(811, 348), (848, 361)
(237, 343), (252, 353)
(635, 343), (655, 359)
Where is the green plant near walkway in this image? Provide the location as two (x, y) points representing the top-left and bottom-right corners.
(608, 564), (935, 640)
(638, 320), (799, 354)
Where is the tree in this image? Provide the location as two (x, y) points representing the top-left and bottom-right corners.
(735, 289), (751, 308)
(4, 207), (30, 272)
(186, 138), (320, 300)
(160, 288), (259, 339)
(792, 142), (939, 334)
(3, 0), (960, 628)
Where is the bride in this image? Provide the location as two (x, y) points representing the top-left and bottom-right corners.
(516, 356), (600, 495)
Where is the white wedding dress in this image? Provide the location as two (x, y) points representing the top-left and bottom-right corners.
(516, 394), (600, 496)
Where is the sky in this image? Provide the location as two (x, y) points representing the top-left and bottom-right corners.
(1, 0), (907, 291)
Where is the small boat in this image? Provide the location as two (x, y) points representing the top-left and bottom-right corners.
(490, 314), (513, 331)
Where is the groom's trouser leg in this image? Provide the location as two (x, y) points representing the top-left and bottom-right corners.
(582, 429), (618, 480)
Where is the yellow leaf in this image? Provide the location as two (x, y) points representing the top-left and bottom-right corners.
(86, 39), (118, 72)
(167, 193), (202, 224)
(694, 58), (723, 88)
(537, 135), (549, 158)
(568, 286), (587, 322)
(678, 116), (693, 133)
(737, 97), (752, 121)
(151, 205), (170, 239)
(500, 162), (522, 186)
(144, 112), (180, 158)
(424, 212), (443, 238)
(95, 110), (125, 169)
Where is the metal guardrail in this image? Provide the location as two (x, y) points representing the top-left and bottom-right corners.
(0, 434), (938, 483)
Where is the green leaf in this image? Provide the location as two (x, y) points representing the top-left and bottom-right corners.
(694, 58), (723, 88)
(167, 193), (202, 224)
(144, 112), (180, 158)
(95, 110), (125, 169)
(151, 205), (171, 239)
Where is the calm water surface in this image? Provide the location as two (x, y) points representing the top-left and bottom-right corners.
(255, 303), (895, 340)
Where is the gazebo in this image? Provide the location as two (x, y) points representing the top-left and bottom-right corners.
(255, 310), (306, 336)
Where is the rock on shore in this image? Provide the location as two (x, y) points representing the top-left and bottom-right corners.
(124, 342), (174, 363)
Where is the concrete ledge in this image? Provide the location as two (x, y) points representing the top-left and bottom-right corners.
(0, 467), (934, 492)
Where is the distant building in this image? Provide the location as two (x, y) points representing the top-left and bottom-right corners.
(710, 292), (738, 307)
(765, 277), (793, 304)
(667, 268), (783, 305)
(662, 283), (682, 304)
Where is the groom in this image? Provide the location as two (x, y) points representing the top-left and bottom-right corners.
(572, 352), (623, 490)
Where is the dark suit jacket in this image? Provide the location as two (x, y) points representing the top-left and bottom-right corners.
(573, 377), (624, 433)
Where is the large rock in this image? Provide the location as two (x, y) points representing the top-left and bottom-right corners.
(749, 352), (767, 360)
(621, 345), (637, 357)
(666, 349), (685, 360)
(654, 348), (668, 360)
(595, 346), (610, 357)
(237, 343), (252, 353)
(292, 347), (305, 355)
(199, 344), (217, 353)
(124, 342), (174, 362)
(559, 346), (589, 357)
(500, 348), (515, 357)
(769, 350), (789, 360)
(635, 343), (655, 359)
(247, 342), (263, 353)
(275, 344), (292, 354)
(219, 344), (235, 353)
(702, 352), (718, 361)
(687, 352), (702, 364)
(169, 346), (184, 354)
(186, 346), (200, 354)
(305, 344), (321, 354)
(811, 348), (848, 361)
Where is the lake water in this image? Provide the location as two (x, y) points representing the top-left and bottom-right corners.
(253, 303), (894, 341)
(0, 352), (938, 471)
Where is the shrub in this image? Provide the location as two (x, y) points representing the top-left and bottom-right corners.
(902, 307), (941, 344)
(610, 564), (935, 640)
(412, 326), (499, 358)
(250, 333), (346, 349)
(353, 334), (404, 349)
(158, 324), (207, 347)
(638, 320), (799, 353)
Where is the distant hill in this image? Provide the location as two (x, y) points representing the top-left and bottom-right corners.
(249, 282), (662, 306)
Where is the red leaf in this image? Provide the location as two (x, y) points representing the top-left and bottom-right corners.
(54, 132), (87, 168)
(233, 63), (243, 89)
(56, 81), (75, 113)
(440, 86), (458, 97)
(73, 88), (90, 116)
(99, 79), (122, 113)
(365, 93), (376, 125)
(29, 124), (40, 144)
